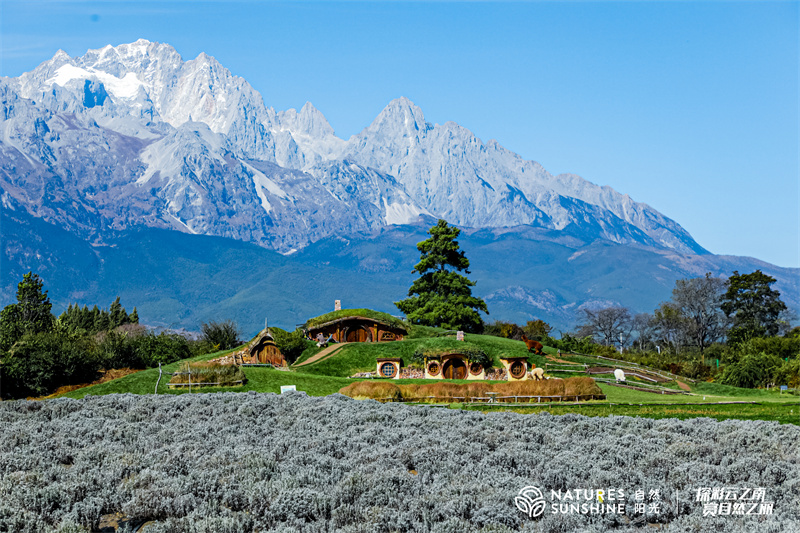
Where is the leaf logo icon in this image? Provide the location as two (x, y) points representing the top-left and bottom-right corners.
(515, 486), (546, 518)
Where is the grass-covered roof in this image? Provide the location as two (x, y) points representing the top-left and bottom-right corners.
(410, 337), (491, 367)
(305, 308), (407, 331)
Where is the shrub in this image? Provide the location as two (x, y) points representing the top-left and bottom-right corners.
(1, 331), (100, 397)
(0, 393), (796, 532)
(97, 327), (144, 369)
(271, 328), (313, 365)
(200, 320), (240, 350)
(483, 321), (523, 340)
(719, 352), (784, 388)
(551, 333), (599, 354)
(339, 381), (402, 401)
(774, 358), (800, 389)
(742, 337), (800, 360)
(338, 377), (601, 402)
(682, 359), (714, 380)
(133, 332), (191, 368)
(169, 362), (246, 386)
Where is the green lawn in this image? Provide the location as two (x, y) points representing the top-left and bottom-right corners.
(62, 364), (351, 399)
(461, 401), (800, 425)
(54, 334), (799, 426)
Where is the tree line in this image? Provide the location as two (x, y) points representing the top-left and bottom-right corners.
(391, 220), (798, 390)
(487, 270), (798, 389)
(0, 272), (315, 399)
(0, 272), (231, 399)
(576, 270), (792, 353)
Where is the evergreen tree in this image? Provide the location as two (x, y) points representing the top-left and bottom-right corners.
(721, 270), (788, 343)
(109, 296), (126, 328)
(95, 311), (111, 332)
(395, 219), (488, 332)
(0, 272), (54, 350)
(78, 305), (94, 331)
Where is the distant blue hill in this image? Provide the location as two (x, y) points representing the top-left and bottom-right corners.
(2, 210), (797, 337)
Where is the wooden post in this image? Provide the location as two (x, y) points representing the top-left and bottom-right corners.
(155, 362), (162, 394)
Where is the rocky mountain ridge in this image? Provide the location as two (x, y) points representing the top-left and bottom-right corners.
(2, 39), (705, 255)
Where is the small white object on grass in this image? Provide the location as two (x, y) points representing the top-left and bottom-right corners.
(614, 369), (626, 382)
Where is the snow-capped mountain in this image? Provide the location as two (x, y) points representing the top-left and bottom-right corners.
(2, 39), (704, 255)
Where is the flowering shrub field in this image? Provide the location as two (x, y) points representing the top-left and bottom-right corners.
(0, 393), (797, 532)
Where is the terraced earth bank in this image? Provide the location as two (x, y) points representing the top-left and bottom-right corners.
(1, 393), (798, 533)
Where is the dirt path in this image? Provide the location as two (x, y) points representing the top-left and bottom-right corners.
(545, 354), (578, 364)
(676, 380), (691, 391)
(33, 368), (143, 400)
(294, 343), (351, 367)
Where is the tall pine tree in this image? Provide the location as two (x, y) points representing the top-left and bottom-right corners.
(0, 272), (54, 350)
(395, 220), (488, 332)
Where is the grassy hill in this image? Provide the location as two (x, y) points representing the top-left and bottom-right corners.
(53, 333), (799, 425)
(292, 334), (546, 377)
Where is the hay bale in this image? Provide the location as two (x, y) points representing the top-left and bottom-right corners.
(168, 363), (245, 386)
(340, 376), (602, 402)
(339, 381), (402, 401)
(564, 377), (603, 396)
(493, 379), (566, 397)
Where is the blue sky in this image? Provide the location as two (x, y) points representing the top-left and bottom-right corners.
(2, 1), (798, 268)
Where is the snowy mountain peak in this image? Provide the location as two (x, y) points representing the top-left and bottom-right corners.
(279, 102), (336, 139)
(0, 39), (709, 257)
(77, 40), (182, 76)
(52, 49), (71, 62)
(367, 97), (429, 137)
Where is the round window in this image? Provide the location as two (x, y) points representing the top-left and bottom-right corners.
(380, 362), (397, 378)
(469, 362), (483, 375)
(509, 360), (526, 379)
(427, 361), (441, 376)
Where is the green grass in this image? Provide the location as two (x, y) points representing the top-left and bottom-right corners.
(305, 308), (406, 330)
(690, 381), (794, 398)
(295, 341), (413, 377)
(293, 333), (547, 377)
(60, 351), (351, 399)
(460, 402), (800, 425)
(53, 332), (800, 426)
(598, 383), (797, 404)
(60, 348), (238, 398)
(406, 324), (448, 338)
(292, 344), (324, 366)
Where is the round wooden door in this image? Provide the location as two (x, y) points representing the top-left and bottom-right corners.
(442, 359), (467, 380)
(346, 327), (370, 342)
